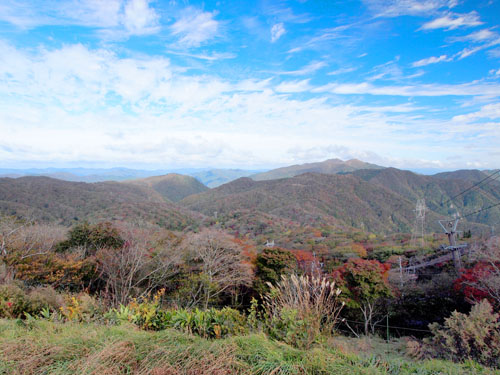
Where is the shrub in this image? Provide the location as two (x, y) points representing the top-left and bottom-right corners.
(425, 299), (500, 368)
(56, 221), (124, 255)
(170, 307), (247, 339)
(262, 274), (344, 349)
(25, 286), (63, 313)
(0, 284), (63, 318)
(59, 293), (104, 322)
(116, 290), (248, 338)
(13, 253), (98, 291)
(0, 284), (29, 318)
(126, 290), (167, 330)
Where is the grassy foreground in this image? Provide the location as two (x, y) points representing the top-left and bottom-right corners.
(0, 319), (497, 375)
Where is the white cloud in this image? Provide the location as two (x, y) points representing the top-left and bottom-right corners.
(364, 0), (456, 17)
(275, 79), (311, 93)
(462, 29), (498, 42)
(453, 103), (500, 122)
(287, 25), (352, 54)
(278, 61), (326, 76)
(0, 0), (160, 36)
(1, 41), (499, 169)
(489, 48), (500, 58)
(62, 0), (122, 28)
(420, 11), (482, 30)
(328, 67), (357, 75)
(170, 7), (219, 47)
(166, 50), (236, 61)
(412, 54), (450, 67)
(122, 0), (160, 35)
(455, 37), (500, 60)
(271, 23), (286, 43)
(314, 81), (500, 97)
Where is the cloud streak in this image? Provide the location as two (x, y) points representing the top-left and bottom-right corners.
(412, 55), (450, 67)
(420, 11), (482, 30)
(170, 7), (219, 47)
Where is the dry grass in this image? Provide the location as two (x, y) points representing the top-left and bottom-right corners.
(0, 319), (497, 375)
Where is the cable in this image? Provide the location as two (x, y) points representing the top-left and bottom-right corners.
(462, 201), (500, 218)
(441, 170), (500, 207)
(341, 319), (432, 333)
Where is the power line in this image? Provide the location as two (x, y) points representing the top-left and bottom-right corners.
(463, 201), (500, 218)
(341, 319), (432, 333)
(441, 170), (500, 207)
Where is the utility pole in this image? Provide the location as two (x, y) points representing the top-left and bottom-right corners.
(438, 218), (466, 273)
(398, 256), (403, 288)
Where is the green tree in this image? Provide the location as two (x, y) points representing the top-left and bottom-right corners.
(254, 248), (296, 295)
(335, 258), (392, 335)
(56, 221), (124, 256)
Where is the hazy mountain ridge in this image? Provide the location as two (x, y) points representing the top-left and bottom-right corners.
(190, 169), (263, 188)
(0, 162), (498, 235)
(250, 158), (384, 181)
(0, 167), (263, 187)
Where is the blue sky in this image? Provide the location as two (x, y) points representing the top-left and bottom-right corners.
(0, 0), (499, 170)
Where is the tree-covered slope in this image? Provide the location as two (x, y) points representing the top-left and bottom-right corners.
(0, 176), (200, 229)
(181, 173), (445, 234)
(353, 168), (500, 229)
(126, 173), (209, 202)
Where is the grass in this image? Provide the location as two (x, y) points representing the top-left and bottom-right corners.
(0, 319), (498, 375)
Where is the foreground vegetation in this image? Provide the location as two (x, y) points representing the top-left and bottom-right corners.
(1, 216), (500, 372)
(1, 319), (497, 375)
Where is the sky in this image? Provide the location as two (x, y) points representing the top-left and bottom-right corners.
(0, 0), (499, 171)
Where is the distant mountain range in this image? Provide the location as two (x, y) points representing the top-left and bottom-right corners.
(191, 169), (262, 188)
(1, 159), (498, 235)
(0, 167), (261, 187)
(251, 158), (384, 181)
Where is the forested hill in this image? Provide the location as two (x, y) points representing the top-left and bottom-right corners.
(1, 165), (498, 235)
(124, 173), (209, 202)
(180, 173), (444, 234)
(0, 176), (201, 230)
(181, 169), (500, 234)
(352, 168), (500, 227)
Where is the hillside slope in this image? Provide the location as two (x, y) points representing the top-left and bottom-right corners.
(0, 176), (199, 229)
(251, 158), (384, 181)
(181, 173), (444, 234)
(126, 173), (209, 202)
(353, 168), (500, 227)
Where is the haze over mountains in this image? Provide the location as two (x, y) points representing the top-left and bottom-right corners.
(0, 159), (499, 237)
(0, 167), (262, 188)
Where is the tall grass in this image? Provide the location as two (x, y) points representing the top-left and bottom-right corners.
(0, 319), (497, 375)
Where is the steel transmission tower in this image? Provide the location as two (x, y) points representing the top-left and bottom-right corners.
(410, 199), (426, 248)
